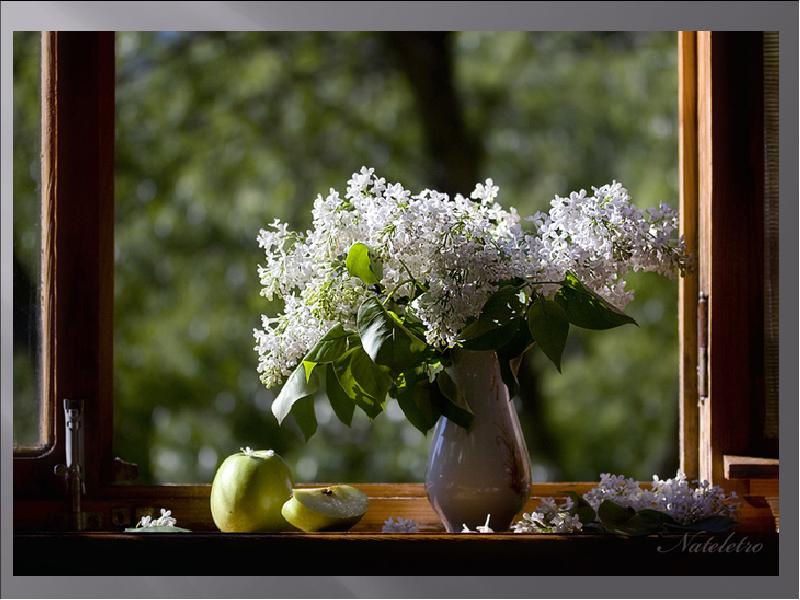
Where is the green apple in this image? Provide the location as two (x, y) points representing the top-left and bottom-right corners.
(282, 485), (369, 532)
(210, 447), (294, 532)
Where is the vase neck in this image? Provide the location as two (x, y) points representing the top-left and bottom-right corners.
(449, 348), (500, 372)
(446, 349), (508, 415)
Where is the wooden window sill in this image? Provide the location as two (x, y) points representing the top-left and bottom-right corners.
(15, 481), (778, 533)
(14, 480), (779, 575)
(724, 455), (780, 480)
(14, 530), (779, 575)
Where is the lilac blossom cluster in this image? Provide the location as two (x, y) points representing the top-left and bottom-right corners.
(528, 182), (688, 305)
(381, 516), (419, 533)
(511, 472), (737, 534)
(510, 497), (584, 534)
(583, 472), (738, 525)
(254, 168), (685, 389)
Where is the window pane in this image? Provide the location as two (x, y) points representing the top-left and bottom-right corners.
(13, 32), (43, 448)
(114, 32), (678, 483)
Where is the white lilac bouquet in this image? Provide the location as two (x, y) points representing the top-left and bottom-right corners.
(511, 473), (738, 536)
(254, 167), (687, 438)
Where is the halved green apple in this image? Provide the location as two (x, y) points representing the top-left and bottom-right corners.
(281, 485), (369, 532)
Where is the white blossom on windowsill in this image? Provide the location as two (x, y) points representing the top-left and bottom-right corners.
(511, 472), (738, 534)
(136, 508), (178, 529)
(254, 167), (687, 390)
(476, 514), (494, 533)
(582, 472), (738, 525)
(461, 514), (494, 534)
(382, 517), (419, 533)
(511, 498), (583, 534)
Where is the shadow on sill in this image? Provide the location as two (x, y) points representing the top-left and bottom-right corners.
(14, 531), (778, 576)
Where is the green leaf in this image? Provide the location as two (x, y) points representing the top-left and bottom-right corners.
(634, 509), (675, 525)
(272, 362), (319, 425)
(496, 326), (534, 397)
(598, 499), (636, 526)
(579, 522), (605, 533)
(592, 502), (683, 537)
(300, 324), (358, 382)
(325, 363), (355, 426)
(609, 509), (675, 536)
(333, 347), (392, 419)
(692, 515), (736, 533)
(393, 372), (442, 434)
(560, 491), (597, 525)
(302, 360), (317, 382)
(402, 312), (429, 340)
(666, 515), (736, 533)
(346, 242), (383, 285)
(271, 362), (321, 440)
(528, 297), (569, 372)
(459, 286), (527, 351)
(290, 394), (317, 441)
(435, 371), (474, 429)
(555, 271), (637, 330)
(304, 324), (358, 364)
(357, 297), (428, 373)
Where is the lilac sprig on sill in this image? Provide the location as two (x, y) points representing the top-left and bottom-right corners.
(382, 516), (419, 533)
(511, 498), (583, 534)
(583, 472), (738, 525)
(511, 472), (739, 536)
(136, 508), (178, 529)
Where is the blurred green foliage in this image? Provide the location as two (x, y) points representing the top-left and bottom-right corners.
(13, 31), (679, 483)
(12, 32), (42, 447)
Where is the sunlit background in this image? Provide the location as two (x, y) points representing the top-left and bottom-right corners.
(13, 31), (679, 483)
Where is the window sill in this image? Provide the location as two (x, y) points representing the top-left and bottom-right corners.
(14, 481), (778, 533)
(14, 530), (779, 575)
(14, 480), (779, 575)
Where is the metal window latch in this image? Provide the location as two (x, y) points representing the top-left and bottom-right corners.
(697, 293), (709, 406)
(53, 398), (85, 531)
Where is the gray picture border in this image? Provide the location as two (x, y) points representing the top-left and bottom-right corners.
(1, 1), (797, 598)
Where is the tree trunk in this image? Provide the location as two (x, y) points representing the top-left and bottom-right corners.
(382, 32), (482, 195)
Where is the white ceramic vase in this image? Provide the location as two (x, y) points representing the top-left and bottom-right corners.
(425, 349), (532, 532)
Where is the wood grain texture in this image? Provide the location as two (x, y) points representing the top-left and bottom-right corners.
(15, 481), (777, 535)
(678, 31), (699, 480)
(13, 483), (609, 532)
(695, 32), (768, 484)
(37, 31), (57, 453)
(761, 31), (779, 447)
(13, 32), (116, 500)
(740, 477), (779, 533)
(705, 32), (766, 483)
(695, 31), (714, 483)
(14, 32), (66, 496)
(724, 455), (779, 480)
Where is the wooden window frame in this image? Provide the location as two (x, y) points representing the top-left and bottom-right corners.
(13, 31), (777, 533)
(680, 31), (776, 485)
(14, 31), (115, 503)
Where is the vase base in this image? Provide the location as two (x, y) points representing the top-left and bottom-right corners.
(426, 484), (526, 532)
